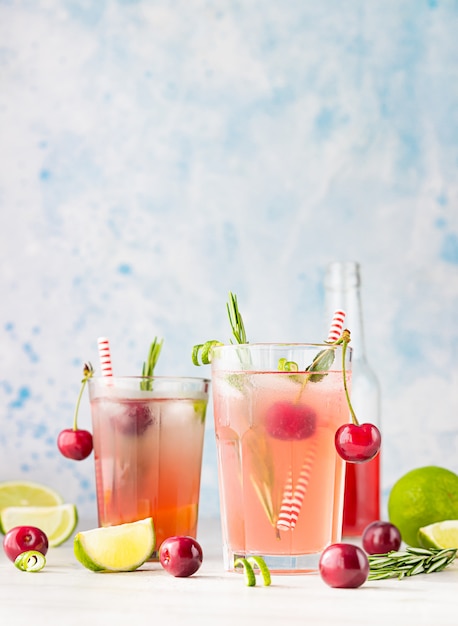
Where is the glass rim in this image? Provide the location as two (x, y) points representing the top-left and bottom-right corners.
(88, 375), (211, 384)
(209, 342), (351, 372)
(211, 342), (351, 350)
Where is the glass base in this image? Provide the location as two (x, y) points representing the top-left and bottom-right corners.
(225, 548), (320, 574)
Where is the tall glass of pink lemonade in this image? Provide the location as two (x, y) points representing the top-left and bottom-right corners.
(211, 343), (351, 573)
(88, 376), (209, 556)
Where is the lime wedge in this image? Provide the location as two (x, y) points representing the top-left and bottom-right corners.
(418, 520), (458, 549)
(74, 518), (156, 572)
(0, 481), (63, 513)
(193, 399), (208, 423)
(0, 504), (78, 546)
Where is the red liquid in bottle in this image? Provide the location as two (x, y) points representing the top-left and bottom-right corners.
(325, 261), (382, 538)
(342, 454), (380, 536)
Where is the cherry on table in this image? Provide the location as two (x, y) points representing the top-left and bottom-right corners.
(265, 401), (316, 441)
(159, 536), (203, 577)
(3, 526), (49, 562)
(319, 543), (369, 588)
(362, 521), (402, 555)
(335, 422), (381, 462)
(57, 428), (93, 460)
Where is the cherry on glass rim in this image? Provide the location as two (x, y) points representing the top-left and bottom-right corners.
(3, 526), (49, 562)
(335, 422), (381, 463)
(57, 428), (93, 460)
(58, 361), (94, 461)
(319, 543), (369, 589)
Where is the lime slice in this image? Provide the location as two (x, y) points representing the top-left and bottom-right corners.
(418, 520), (458, 549)
(0, 504), (78, 547)
(74, 518), (156, 572)
(0, 481), (63, 513)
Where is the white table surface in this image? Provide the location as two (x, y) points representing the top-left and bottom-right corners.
(1, 517), (457, 626)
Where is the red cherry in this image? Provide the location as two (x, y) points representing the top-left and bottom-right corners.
(265, 402), (316, 440)
(159, 536), (203, 577)
(3, 526), (49, 562)
(362, 521), (402, 555)
(117, 402), (154, 436)
(335, 423), (381, 463)
(59, 362), (94, 461)
(319, 543), (369, 588)
(57, 428), (93, 460)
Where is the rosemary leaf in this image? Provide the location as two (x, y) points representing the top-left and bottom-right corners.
(426, 556), (449, 573)
(408, 547), (436, 556)
(409, 562), (426, 576)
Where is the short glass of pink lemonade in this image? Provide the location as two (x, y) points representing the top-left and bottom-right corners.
(211, 343), (351, 573)
(88, 376), (210, 557)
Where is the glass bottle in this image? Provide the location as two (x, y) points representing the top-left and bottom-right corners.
(324, 261), (381, 537)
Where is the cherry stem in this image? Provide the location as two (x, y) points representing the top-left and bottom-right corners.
(341, 331), (359, 426)
(72, 364), (93, 431)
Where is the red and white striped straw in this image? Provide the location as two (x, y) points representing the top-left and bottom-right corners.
(97, 337), (113, 377)
(276, 469), (294, 531)
(289, 439), (317, 529)
(276, 313), (346, 532)
(276, 439), (318, 532)
(326, 309), (346, 342)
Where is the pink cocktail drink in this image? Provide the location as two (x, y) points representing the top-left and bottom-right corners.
(88, 377), (209, 554)
(211, 343), (350, 573)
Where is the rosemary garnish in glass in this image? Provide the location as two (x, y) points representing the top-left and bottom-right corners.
(227, 291), (247, 344)
(140, 337), (164, 391)
(368, 546), (457, 580)
(192, 291), (244, 366)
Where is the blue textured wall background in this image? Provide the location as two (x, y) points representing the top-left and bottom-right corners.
(1, 0), (457, 521)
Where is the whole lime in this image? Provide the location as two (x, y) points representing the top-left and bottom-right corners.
(388, 466), (458, 547)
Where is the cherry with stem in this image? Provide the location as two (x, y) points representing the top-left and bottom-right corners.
(57, 362), (94, 461)
(334, 330), (381, 463)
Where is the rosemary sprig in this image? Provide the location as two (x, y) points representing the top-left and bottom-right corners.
(227, 292), (247, 344)
(368, 547), (457, 580)
(140, 337), (164, 391)
(192, 292), (246, 365)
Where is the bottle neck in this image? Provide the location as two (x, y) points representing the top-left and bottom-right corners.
(324, 261), (367, 361)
